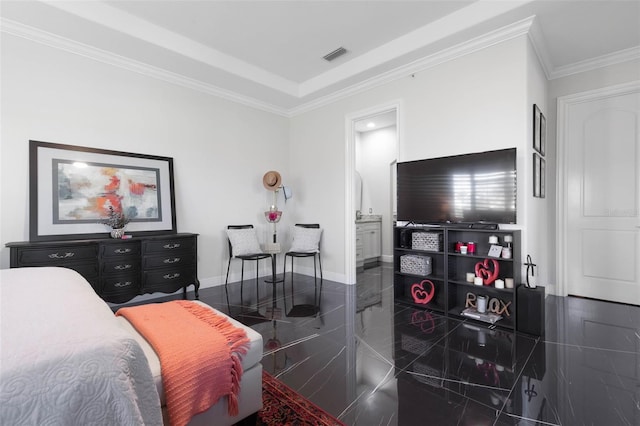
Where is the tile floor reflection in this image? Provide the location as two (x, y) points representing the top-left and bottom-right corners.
(189, 264), (639, 425)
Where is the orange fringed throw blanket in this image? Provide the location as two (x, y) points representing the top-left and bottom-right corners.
(116, 301), (250, 426)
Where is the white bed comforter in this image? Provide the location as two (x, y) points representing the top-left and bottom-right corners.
(0, 267), (162, 426)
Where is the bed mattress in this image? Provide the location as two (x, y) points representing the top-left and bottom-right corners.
(0, 267), (162, 425)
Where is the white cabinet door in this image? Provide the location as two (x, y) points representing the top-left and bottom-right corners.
(361, 222), (381, 260)
(356, 227), (364, 268)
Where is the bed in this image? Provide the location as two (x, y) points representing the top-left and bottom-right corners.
(0, 267), (263, 426)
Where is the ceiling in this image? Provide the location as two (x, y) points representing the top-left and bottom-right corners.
(2, 1), (639, 116)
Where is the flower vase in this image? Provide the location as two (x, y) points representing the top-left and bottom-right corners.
(110, 228), (126, 239)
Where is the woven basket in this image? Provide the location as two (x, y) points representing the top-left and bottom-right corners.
(411, 232), (442, 251)
(400, 254), (432, 276)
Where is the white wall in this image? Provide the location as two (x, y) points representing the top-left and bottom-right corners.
(0, 34), (291, 289)
(525, 38), (552, 293)
(290, 36), (537, 282)
(12, 28), (623, 289)
(356, 126), (397, 261)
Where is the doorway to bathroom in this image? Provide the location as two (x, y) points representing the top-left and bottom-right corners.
(345, 103), (399, 283)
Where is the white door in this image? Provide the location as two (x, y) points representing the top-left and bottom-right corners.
(564, 88), (640, 305)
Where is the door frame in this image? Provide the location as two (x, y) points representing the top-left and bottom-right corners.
(556, 80), (640, 296)
(344, 101), (401, 284)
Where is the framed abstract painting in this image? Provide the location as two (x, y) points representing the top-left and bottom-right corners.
(29, 140), (176, 241)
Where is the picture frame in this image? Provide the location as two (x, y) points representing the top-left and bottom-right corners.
(539, 112), (546, 156)
(540, 156), (546, 198)
(30, 140), (177, 241)
(533, 104), (542, 154)
(488, 245), (503, 258)
(533, 153), (542, 198)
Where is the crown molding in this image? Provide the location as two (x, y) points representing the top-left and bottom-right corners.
(299, 0), (536, 97)
(4, 14), (638, 118)
(1, 15), (535, 118)
(548, 45), (640, 80)
(45, 0), (299, 97)
(526, 17), (552, 80)
(289, 16), (536, 116)
(0, 18), (290, 117)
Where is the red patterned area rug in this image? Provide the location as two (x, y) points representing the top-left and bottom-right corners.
(256, 370), (345, 426)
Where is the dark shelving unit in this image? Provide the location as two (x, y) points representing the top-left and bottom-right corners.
(393, 225), (521, 331)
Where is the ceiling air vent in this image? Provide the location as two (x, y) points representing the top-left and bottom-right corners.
(323, 47), (348, 62)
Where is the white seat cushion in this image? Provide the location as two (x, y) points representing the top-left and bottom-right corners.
(227, 228), (263, 256)
(289, 226), (322, 253)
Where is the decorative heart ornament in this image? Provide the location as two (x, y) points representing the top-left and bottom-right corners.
(474, 259), (500, 285)
(411, 280), (435, 304)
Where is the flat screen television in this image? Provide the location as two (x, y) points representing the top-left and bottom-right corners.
(397, 148), (516, 225)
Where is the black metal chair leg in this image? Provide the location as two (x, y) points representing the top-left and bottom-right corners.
(255, 259), (260, 303)
(240, 260), (245, 305)
(313, 257), (318, 309)
(225, 259), (232, 312)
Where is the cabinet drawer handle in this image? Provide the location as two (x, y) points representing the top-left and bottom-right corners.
(163, 273), (181, 280)
(114, 248), (132, 254)
(114, 264), (132, 270)
(48, 252), (75, 259)
(114, 281), (132, 288)
(163, 257), (181, 264)
(163, 243), (181, 249)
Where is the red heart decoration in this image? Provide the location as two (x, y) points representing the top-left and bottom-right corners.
(411, 280), (435, 304)
(474, 259), (499, 285)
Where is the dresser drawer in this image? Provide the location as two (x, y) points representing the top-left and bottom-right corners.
(101, 273), (142, 294)
(102, 258), (140, 275)
(143, 254), (192, 269)
(15, 245), (98, 265)
(143, 267), (197, 293)
(144, 237), (196, 254)
(101, 242), (141, 258)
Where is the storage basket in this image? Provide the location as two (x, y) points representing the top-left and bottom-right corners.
(400, 254), (432, 275)
(411, 232), (442, 251)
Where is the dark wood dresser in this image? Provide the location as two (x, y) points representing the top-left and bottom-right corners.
(6, 233), (199, 304)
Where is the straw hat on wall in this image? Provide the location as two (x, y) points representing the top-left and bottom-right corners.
(262, 171), (282, 191)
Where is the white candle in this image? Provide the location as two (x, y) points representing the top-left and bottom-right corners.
(474, 277), (483, 286)
(466, 272), (475, 283)
(505, 278), (514, 289)
(489, 235), (499, 244)
(494, 279), (504, 289)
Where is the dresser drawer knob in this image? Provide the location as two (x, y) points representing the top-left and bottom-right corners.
(163, 273), (181, 280)
(163, 257), (181, 264)
(114, 281), (132, 288)
(163, 243), (181, 249)
(114, 264), (132, 270)
(114, 248), (132, 254)
(48, 252), (74, 259)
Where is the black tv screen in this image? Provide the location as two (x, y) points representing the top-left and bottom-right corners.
(397, 148), (517, 224)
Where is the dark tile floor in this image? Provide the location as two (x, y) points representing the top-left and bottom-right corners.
(167, 264), (640, 425)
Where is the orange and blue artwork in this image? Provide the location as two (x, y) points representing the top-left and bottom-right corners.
(54, 159), (161, 224)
